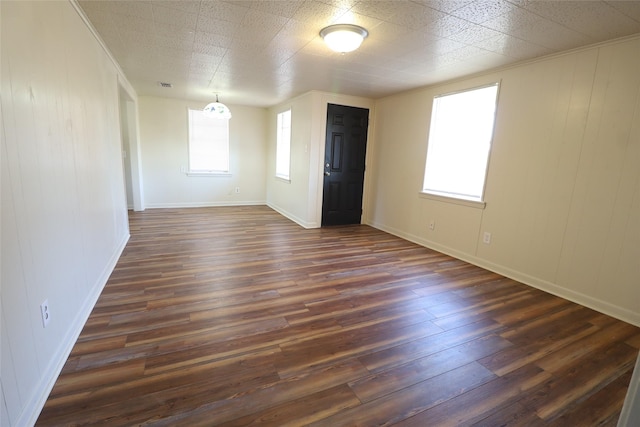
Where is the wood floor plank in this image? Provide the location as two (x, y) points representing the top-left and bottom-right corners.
(50, 346), (280, 407)
(46, 358), (146, 397)
(470, 402), (547, 427)
(135, 360), (370, 426)
(217, 384), (361, 427)
(358, 318), (505, 373)
(523, 341), (638, 421)
(142, 317), (341, 375)
(547, 369), (633, 427)
(479, 321), (602, 376)
(276, 315), (443, 379)
(350, 347), (476, 403)
(35, 206), (639, 426)
(534, 320), (640, 373)
(394, 364), (551, 427)
(308, 362), (496, 427)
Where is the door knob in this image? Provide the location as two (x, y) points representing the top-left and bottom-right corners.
(324, 171), (331, 176)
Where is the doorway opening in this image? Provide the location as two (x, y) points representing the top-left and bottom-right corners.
(118, 84), (144, 211)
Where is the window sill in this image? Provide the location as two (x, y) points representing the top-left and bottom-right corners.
(419, 191), (486, 209)
(275, 175), (291, 183)
(186, 172), (232, 177)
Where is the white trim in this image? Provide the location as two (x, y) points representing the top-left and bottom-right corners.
(186, 172), (232, 177)
(434, 81), (500, 99)
(146, 201), (267, 209)
(267, 202), (318, 229)
(275, 176), (291, 183)
(419, 191), (486, 209)
(118, 86), (144, 211)
(21, 233), (129, 427)
(366, 220), (640, 327)
(275, 109), (292, 181)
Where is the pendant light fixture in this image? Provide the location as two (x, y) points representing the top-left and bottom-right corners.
(320, 24), (368, 53)
(203, 94), (232, 119)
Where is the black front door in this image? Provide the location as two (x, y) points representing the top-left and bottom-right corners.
(322, 104), (369, 226)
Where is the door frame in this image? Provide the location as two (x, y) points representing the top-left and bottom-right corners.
(117, 78), (145, 211)
(321, 103), (370, 226)
(312, 93), (375, 228)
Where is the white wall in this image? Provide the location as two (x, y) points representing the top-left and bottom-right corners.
(1, 1), (132, 425)
(138, 96), (267, 208)
(368, 35), (640, 326)
(266, 92), (315, 227)
(266, 91), (375, 228)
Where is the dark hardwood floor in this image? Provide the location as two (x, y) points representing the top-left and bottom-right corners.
(37, 206), (639, 426)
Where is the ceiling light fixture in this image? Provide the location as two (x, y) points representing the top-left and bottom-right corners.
(320, 24), (368, 53)
(203, 94), (232, 119)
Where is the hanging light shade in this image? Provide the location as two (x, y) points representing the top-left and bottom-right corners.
(203, 94), (232, 119)
(320, 24), (368, 53)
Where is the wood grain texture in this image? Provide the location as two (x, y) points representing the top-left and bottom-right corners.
(36, 206), (639, 426)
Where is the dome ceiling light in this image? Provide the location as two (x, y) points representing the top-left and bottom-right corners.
(203, 94), (232, 119)
(320, 24), (368, 53)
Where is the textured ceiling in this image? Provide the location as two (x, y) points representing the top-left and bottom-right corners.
(78, 0), (640, 107)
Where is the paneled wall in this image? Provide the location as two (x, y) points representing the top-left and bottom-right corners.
(368, 35), (640, 326)
(138, 96), (267, 208)
(1, 1), (131, 425)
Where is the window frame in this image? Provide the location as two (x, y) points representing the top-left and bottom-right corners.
(421, 82), (500, 208)
(275, 108), (292, 181)
(187, 108), (231, 176)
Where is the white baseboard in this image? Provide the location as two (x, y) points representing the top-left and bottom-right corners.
(266, 203), (319, 229)
(145, 201), (267, 209)
(21, 232), (130, 427)
(367, 220), (640, 328)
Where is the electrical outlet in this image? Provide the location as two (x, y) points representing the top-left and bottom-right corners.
(235, 187), (240, 193)
(40, 300), (51, 327)
(483, 231), (491, 244)
(429, 220), (435, 231)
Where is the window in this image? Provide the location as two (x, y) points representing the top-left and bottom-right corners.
(275, 109), (291, 180)
(423, 83), (499, 202)
(188, 108), (229, 174)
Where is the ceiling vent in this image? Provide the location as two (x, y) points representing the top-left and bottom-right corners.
(158, 81), (173, 88)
